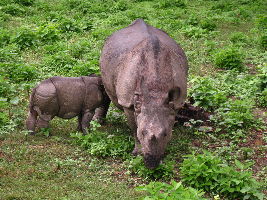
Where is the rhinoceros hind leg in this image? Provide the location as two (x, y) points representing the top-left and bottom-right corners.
(81, 111), (94, 134)
(77, 114), (83, 132)
(92, 97), (111, 125)
(26, 110), (38, 135)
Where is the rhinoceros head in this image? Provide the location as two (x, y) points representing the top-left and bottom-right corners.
(134, 86), (181, 169)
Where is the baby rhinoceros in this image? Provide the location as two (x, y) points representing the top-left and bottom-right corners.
(26, 75), (110, 135)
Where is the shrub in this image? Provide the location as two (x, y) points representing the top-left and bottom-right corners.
(212, 99), (258, 132)
(200, 19), (217, 31)
(213, 47), (244, 71)
(0, 76), (11, 98)
(211, 1), (233, 12)
(182, 26), (208, 38)
(154, 0), (186, 9)
(14, 0), (35, 6)
(3, 63), (38, 83)
(0, 98), (9, 128)
(136, 181), (206, 200)
(69, 63), (99, 76)
(42, 51), (77, 74)
(58, 18), (81, 33)
(36, 23), (60, 43)
(255, 15), (267, 31)
(259, 33), (267, 50)
(0, 44), (20, 62)
(127, 156), (174, 180)
(71, 123), (134, 158)
(189, 76), (228, 111)
(1, 3), (25, 16)
(68, 39), (91, 59)
(230, 32), (248, 44)
(12, 27), (37, 49)
(0, 30), (11, 47)
(180, 151), (264, 200)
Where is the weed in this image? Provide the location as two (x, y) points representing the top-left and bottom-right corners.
(230, 32), (248, 44)
(36, 23), (60, 43)
(58, 18), (81, 33)
(0, 44), (20, 62)
(259, 33), (267, 50)
(189, 76), (227, 111)
(200, 19), (217, 31)
(182, 26), (209, 38)
(42, 51), (77, 74)
(12, 27), (37, 49)
(213, 46), (245, 71)
(1, 3), (25, 16)
(212, 99), (260, 133)
(136, 180), (206, 200)
(14, 0), (35, 6)
(127, 156), (174, 180)
(3, 63), (38, 83)
(180, 151), (264, 200)
(255, 15), (267, 31)
(0, 30), (11, 48)
(71, 124), (134, 158)
(154, 0), (186, 9)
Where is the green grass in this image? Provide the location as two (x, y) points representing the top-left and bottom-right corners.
(0, 0), (267, 199)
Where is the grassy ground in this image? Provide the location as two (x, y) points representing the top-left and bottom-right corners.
(0, 0), (266, 199)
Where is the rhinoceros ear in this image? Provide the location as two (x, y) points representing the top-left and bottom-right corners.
(169, 87), (185, 109)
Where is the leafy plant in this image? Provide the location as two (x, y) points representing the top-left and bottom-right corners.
(12, 27), (37, 49)
(36, 23), (60, 43)
(71, 122), (134, 158)
(230, 32), (248, 44)
(259, 33), (267, 50)
(42, 51), (77, 74)
(212, 99), (259, 132)
(58, 18), (81, 33)
(0, 98), (9, 128)
(14, 0), (35, 6)
(1, 3), (25, 16)
(136, 180), (206, 200)
(213, 46), (245, 71)
(127, 156), (174, 180)
(3, 63), (38, 83)
(189, 76), (227, 111)
(154, 0), (186, 9)
(182, 26), (209, 38)
(0, 30), (11, 48)
(180, 151), (264, 200)
(200, 19), (217, 31)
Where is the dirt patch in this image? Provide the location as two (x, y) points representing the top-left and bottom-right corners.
(175, 103), (211, 125)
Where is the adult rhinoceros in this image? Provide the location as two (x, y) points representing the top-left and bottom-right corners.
(100, 19), (188, 169)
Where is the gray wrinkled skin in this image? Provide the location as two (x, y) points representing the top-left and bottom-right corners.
(26, 75), (110, 135)
(100, 19), (188, 169)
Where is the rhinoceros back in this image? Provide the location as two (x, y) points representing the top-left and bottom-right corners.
(100, 19), (188, 109)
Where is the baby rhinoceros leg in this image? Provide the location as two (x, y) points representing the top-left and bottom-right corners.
(26, 109), (38, 135)
(81, 110), (95, 134)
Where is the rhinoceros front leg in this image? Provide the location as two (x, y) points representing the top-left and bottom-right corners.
(26, 110), (38, 135)
(81, 110), (94, 134)
(124, 108), (141, 155)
